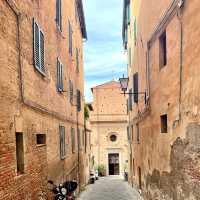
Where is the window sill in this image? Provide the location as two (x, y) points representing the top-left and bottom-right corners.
(34, 66), (46, 77)
(15, 173), (25, 179)
(55, 25), (66, 39)
(36, 144), (46, 147)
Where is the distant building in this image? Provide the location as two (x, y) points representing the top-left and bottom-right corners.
(0, 0), (87, 199)
(90, 81), (129, 176)
(123, 0), (200, 199)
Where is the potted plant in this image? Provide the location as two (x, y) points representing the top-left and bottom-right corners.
(97, 164), (106, 177)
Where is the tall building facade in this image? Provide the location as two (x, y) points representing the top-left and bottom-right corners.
(0, 0), (87, 199)
(90, 81), (129, 176)
(123, 0), (200, 199)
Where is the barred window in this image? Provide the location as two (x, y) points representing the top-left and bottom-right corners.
(57, 58), (63, 92)
(59, 125), (66, 159)
(56, 0), (62, 30)
(33, 19), (45, 74)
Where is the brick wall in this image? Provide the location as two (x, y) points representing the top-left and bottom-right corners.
(125, 0), (200, 199)
(0, 0), (86, 199)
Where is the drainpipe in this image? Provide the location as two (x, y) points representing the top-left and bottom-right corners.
(5, 0), (24, 103)
(177, 9), (183, 122)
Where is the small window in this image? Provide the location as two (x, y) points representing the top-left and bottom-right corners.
(57, 58), (63, 92)
(161, 114), (168, 133)
(68, 21), (73, 56)
(56, 0), (62, 30)
(110, 134), (117, 142)
(33, 19), (45, 74)
(59, 126), (66, 159)
(159, 31), (167, 69)
(36, 134), (46, 145)
(16, 133), (24, 175)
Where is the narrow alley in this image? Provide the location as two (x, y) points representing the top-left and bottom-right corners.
(78, 176), (143, 200)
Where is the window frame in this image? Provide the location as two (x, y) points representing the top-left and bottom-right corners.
(56, 58), (64, 92)
(160, 114), (168, 133)
(159, 31), (167, 69)
(68, 21), (73, 56)
(56, 0), (62, 31)
(33, 18), (45, 76)
(59, 125), (66, 160)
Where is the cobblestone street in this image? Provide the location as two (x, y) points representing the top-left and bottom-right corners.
(78, 176), (143, 200)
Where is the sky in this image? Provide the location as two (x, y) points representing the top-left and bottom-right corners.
(82, 0), (127, 102)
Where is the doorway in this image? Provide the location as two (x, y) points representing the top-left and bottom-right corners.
(108, 153), (119, 175)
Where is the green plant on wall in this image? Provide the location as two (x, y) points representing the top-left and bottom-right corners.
(84, 105), (89, 121)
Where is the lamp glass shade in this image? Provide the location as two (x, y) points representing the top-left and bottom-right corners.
(119, 77), (129, 92)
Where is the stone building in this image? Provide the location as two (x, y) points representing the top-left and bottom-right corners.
(0, 0), (87, 199)
(122, 0), (200, 199)
(90, 81), (129, 176)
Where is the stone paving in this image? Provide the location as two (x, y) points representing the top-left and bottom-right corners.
(77, 176), (143, 200)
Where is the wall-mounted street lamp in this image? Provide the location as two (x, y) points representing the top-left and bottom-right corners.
(119, 75), (147, 103)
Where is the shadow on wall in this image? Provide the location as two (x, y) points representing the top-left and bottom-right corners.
(145, 123), (200, 200)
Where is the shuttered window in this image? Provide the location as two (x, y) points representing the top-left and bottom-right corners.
(134, 17), (137, 45)
(71, 127), (75, 153)
(59, 125), (66, 159)
(76, 48), (79, 73)
(77, 89), (81, 112)
(127, 126), (130, 141)
(33, 19), (45, 74)
(68, 21), (73, 56)
(126, 1), (130, 25)
(129, 89), (132, 110)
(133, 72), (139, 103)
(56, 0), (62, 30)
(69, 80), (73, 103)
(78, 128), (81, 150)
(57, 58), (63, 92)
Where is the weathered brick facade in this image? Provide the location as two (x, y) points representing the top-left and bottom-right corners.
(123, 0), (200, 199)
(0, 0), (87, 199)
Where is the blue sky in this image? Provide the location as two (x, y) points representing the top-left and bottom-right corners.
(83, 0), (127, 102)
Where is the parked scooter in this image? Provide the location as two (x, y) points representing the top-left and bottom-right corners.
(48, 180), (78, 200)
